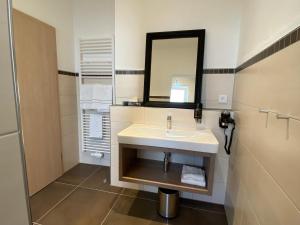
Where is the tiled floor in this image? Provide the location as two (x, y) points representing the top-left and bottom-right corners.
(30, 164), (228, 225)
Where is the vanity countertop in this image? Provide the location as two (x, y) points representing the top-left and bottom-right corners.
(118, 124), (219, 154)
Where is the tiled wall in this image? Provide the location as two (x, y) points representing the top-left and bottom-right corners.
(115, 72), (235, 110)
(0, 0), (30, 223)
(225, 38), (300, 224)
(58, 73), (79, 172)
(110, 106), (230, 204)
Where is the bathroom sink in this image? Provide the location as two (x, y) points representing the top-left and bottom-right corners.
(165, 129), (197, 138)
(118, 124), (219, 153)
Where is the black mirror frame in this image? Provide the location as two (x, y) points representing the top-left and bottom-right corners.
(143, 29), (205, 109)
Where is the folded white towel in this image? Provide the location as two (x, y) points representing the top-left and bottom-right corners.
(80, 85), (94, 101)
(181, 165), (206, 187)
(80, 84), (113, 102)
(89, 113), (103, 139)
(93, 84), (112, 101)
(181, 178), (206, 187)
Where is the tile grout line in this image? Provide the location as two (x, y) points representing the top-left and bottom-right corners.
(33, 222), (42, 225)
(50, 167), (227, 214)
(99, 194), (121, 225)
(179, 204), (226, 215)
(59, 178), (227, 215)
(53, 180), (155, 202)
(75, 185), (121, 196)
(239, 141), (300, 214)
(56, 181), (226, 215)
(36, 167), (102, 223)
(54, 181), (78, 187)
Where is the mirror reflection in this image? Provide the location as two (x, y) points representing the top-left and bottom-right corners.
(149, 38), (198, 103)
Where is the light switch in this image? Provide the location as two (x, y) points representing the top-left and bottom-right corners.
(218, 95), (228, 104)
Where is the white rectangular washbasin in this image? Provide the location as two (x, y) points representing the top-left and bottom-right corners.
(118, 124), (219, 154)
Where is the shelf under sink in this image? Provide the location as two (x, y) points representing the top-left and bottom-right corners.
(119, 143), (216, 195)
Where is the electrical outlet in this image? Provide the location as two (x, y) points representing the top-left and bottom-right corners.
(218, 95), (228, 104)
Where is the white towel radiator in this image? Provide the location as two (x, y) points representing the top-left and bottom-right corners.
(78, 37), (114, 161)
(81, 109), (110, 154)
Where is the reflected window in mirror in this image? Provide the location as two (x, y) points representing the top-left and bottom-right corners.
(144, 30), (205, 110)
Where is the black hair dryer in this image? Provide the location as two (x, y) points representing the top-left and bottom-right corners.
(219, 111), (235, 155)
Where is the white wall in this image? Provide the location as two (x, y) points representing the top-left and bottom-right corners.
(72, 0), (115, 166)
(115, 0), (241, 70)
(13, 0), (75, 71)
(72, 0), (114, 39)
(72, 0), (115, 76)
(237, 0), (300, 65)
(115, 0), (237, 110)
(110, 106), (230, 204)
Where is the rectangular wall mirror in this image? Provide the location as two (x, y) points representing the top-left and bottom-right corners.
(143, 30), (205, 109)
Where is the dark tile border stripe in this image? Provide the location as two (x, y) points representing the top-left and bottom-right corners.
(203, 68), (235, 74)
(116, 70), (145, 75)
(116, 68), (236, 75)
(58, 70), (79, 77)
(59, 26), (299, 77)
(236, 26), (300, 72)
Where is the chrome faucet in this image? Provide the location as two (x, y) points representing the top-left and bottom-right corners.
(163, 152), (171, 172)
(167, 115), (172, 130)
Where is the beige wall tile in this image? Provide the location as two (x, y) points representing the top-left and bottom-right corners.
(241, 199), (260, 225)
(246, 148), (300, 225)
(115, 75), (144, 102)
(62, 133), (79, 171)
(58, 75), (77, 97)
(233, 42), (300, 118)
(202, 73), (235, 109)
(251, 113), (300, 210)
(227, 42), (300, 225)
(58, 75), (79, 172)
(226, 142), (300, 225)
(60, 115), (78, 137)
(59, 95), (78, 117)
(110, 106), (145, 123)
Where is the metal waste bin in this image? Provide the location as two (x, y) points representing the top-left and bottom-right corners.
(158, 187), (179, 219)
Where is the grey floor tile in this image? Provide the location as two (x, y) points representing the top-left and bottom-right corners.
(56, 163), (99, 185)
(33, 164), (228, 225)
(103, 195), (227, 225)
(151, 206), (228, 225)
(30, 182), (75, 222)
(103, 211), (153, 225)
(80, 166), (123, 194)
(103, 195), (157, 225)
(180, 198), (226, 214)
(121, 188), (158, 201)
(38, 187), (118, 225)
